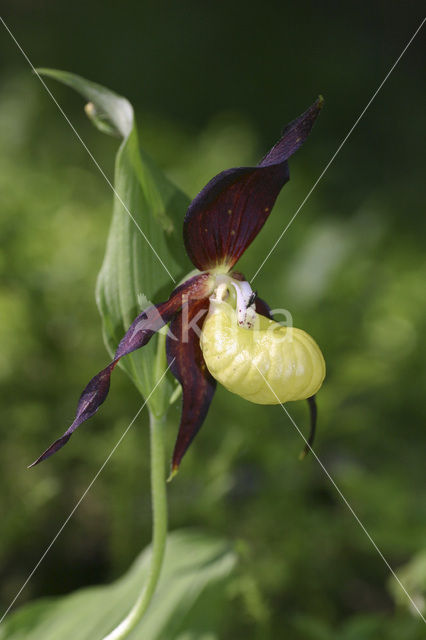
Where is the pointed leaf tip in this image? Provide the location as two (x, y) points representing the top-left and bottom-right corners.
(36, 68), (133, 139)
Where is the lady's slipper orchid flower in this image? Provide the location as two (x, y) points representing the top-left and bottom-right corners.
(31, 98), (325, 474)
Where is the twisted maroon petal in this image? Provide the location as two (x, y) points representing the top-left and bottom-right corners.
(252, 294), (318, 458)
(184, 98), (323, 271)
(166, 297), (216, 475)
(299, 395), (317, 459)
(30, 274), (213, 467)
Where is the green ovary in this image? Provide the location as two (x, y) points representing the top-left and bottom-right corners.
(200, 302), (326, 404)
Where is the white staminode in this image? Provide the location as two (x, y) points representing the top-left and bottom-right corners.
(230, 280), (257, 329)
(212, 276), (257, 330)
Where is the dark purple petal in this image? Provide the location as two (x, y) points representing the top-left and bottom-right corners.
(184, 98), (323, 271)
(29, 274), (213, 467)
(299, 395), (317, 460)
(166, 298), (216, 475)
(113, 273), (213, 358)
(252, 295), (317, 456)
(254, 296), (273, 319)
(253, 293), (318, 459)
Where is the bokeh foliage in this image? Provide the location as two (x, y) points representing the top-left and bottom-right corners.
(0, 2), (425, 638)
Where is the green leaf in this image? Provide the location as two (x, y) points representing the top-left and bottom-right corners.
(0, 530), (237, 640)
(37, 69), (192, 414)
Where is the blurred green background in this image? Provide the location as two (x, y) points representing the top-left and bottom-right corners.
(0, 2), (425, 638)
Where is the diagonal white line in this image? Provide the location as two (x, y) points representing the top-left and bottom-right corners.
(251, 16), (426, 282)
(0, 360), (174, 626)
(253, 363), (426, 624)
(0, 16), (176, 283)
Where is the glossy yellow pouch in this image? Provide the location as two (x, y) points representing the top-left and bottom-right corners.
(200, 301), (325, 405)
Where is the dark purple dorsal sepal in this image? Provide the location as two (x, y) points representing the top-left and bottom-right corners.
(183, 98), (323, 272)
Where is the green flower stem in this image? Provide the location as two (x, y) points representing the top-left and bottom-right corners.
(102, 409), (168, 639)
